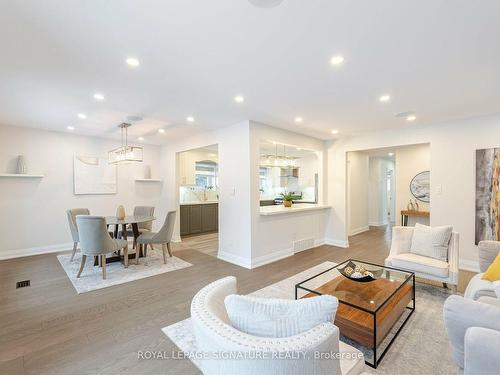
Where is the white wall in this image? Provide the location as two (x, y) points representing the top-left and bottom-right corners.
(347, 151), (369, 235)
(368, 157), (394, 226)
(326, 114), (500, 271)
(159, 121), (253, 267)
(395, 143), (430, 224)
(0, 124), (163, 259)
(249, 122), (331, 266)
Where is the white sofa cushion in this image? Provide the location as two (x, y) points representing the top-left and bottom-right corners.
(410, 223), (452, 261)
(225, 294), (338, 338)
(464, 273), (497, 300)
(390, 253), (449, 278)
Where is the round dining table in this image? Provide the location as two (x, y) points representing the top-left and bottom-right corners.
(95, 215), (156, 265)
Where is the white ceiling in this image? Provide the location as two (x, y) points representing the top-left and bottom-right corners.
(1, 0), (500, 145)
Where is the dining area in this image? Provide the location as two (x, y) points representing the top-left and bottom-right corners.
(61, 206), (190, 292)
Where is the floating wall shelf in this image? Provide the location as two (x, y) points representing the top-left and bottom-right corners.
(135, 178), (163, 182)
(0, 173), (44, 178)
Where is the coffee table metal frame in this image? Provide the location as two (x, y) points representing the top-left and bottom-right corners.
(294, 259), (415, 369)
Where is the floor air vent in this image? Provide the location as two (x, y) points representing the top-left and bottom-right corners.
(293, 238), (315, 253)
(16, 280), (30, 289)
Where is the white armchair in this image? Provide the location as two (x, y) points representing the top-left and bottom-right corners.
(464, 240), (500, 300)
(385, 226), (459, 288)
(444, 295), (500, 374)
(190, 276), (366, 375)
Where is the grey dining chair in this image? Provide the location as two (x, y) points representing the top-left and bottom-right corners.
(125, 206), (155, 249)
(136, 211), (176, 264)
(76, 215), (129, 280)
(66, 208), (90, 261)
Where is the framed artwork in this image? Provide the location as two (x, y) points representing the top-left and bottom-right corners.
(410, 171), (430, 203)
(476, 148), (500, 244)
(73, 156), (117, 195)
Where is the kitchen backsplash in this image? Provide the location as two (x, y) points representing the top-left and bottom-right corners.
(180, 186), (218, 203)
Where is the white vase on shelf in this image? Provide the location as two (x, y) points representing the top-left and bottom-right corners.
(17, 155), (27, 174)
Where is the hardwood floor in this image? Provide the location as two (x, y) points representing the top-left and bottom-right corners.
(175, 232), (218, 258)
(0, 226), (474, 374)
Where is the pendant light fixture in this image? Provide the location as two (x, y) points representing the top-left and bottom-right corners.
(108, 123), (143, 164)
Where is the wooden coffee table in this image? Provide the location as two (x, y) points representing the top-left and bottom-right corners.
(295, 259), (415, 368)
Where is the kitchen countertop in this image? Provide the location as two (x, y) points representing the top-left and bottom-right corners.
(180, 201), (218, 206)
(259, 203), (331, 216)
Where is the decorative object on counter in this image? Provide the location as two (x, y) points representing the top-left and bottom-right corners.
(17, 155), (27, 174)
(410, 170), (430, 203)
(280, 192), (293, 207)
(144, 165), (152, 179)
(116, 205), (126, 220)
(407, 199), (415, 211)
(338, 260), (383, 282)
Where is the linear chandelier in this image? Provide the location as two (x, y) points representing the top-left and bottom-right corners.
(260, 144), (299, 168)
(108, 123), (143, 164)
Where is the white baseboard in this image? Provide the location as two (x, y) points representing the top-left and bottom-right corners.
(324, 238), (349, 248)
(217, 251), (252, 269)
(251, 247), (294, 269)
(460, 259), (480, 273)
(349, 226), (370, 236)
(368, 221), (387, 227)
(0, 242), (74, 260)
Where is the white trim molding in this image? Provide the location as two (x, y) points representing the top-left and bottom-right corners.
(251, 247), (294, 269)
(217, 251), (252, 269)
(349, 226), (370, 236)
(324, 238), (349, 248)
(0, 242), (74, 260)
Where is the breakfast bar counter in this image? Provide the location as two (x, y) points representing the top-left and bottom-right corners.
(259, 203), (331, 216)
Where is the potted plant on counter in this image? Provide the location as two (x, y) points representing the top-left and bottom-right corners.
(281, 192), (294, 208)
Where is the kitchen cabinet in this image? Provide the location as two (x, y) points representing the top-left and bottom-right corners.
(178, 152), (196, 185)
(180, 203), (218, 236)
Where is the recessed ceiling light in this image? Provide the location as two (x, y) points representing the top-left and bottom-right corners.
(138, 136), (144, 141)
(77, 113), (86, 119)
(158, 128), (165, 133)
(126, 57), (140, 67)
(379, 95), (391, 102)
(186, 116), (195, 123)
(67, 126), (75, 131)
(388, 152), (394, 156)
(331, 129), (339, 135)
(234, 95), (245, 103)
(93, 93), (105, 101)
(294, 117), (303, 123)
(330, 55), (344, 66)
(407, 115), (416, 122)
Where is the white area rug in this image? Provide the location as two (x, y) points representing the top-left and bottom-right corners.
(58, 249), (192, 294)
(162, 261), (457, 374)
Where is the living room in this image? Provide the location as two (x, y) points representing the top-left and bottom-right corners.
(2, 1), (500, 375)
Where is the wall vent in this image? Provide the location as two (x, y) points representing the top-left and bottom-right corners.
(16, 280), (30, 289)
(293, 238), (315, 253)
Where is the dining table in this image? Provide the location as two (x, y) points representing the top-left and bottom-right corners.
(93, 215), (156, 265)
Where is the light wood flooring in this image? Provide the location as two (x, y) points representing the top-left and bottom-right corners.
(0, 226), (475, 374)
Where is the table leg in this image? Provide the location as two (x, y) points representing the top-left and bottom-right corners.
(121, 224), (128, 240)
(131, 223), (142, 257)
(114, 225), (118, 239)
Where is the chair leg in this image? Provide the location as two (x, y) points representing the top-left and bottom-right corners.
(167, 242), (173, 257)
(144, 244), (148, 257)
(102, 255), (107, 280)
(76, 255), (87, 278)
(443, 282), (448, 289)
(161, 244), (167, 264)
(133, 238), (136, 250)
(136, 244), (141, 265)
(123, 245), (129, 268)
(70, 242), (78, 261)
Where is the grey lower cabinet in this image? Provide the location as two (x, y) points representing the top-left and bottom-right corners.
(180, 203), (218, 236)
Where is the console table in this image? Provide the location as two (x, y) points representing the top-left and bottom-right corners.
(400, 210), (430, 226)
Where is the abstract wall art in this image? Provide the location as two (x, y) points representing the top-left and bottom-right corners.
(475, 148), (500, 244)
(410, 171), (430, 203)
(73, 156), (117, 195)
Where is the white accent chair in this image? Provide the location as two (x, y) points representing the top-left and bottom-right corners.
(190, 276), (366, 375)
(464, 241), (500, 300)
(66, 208), (90, 261)
(385, 226), (459, 289)
(444, 295), (500, 374)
